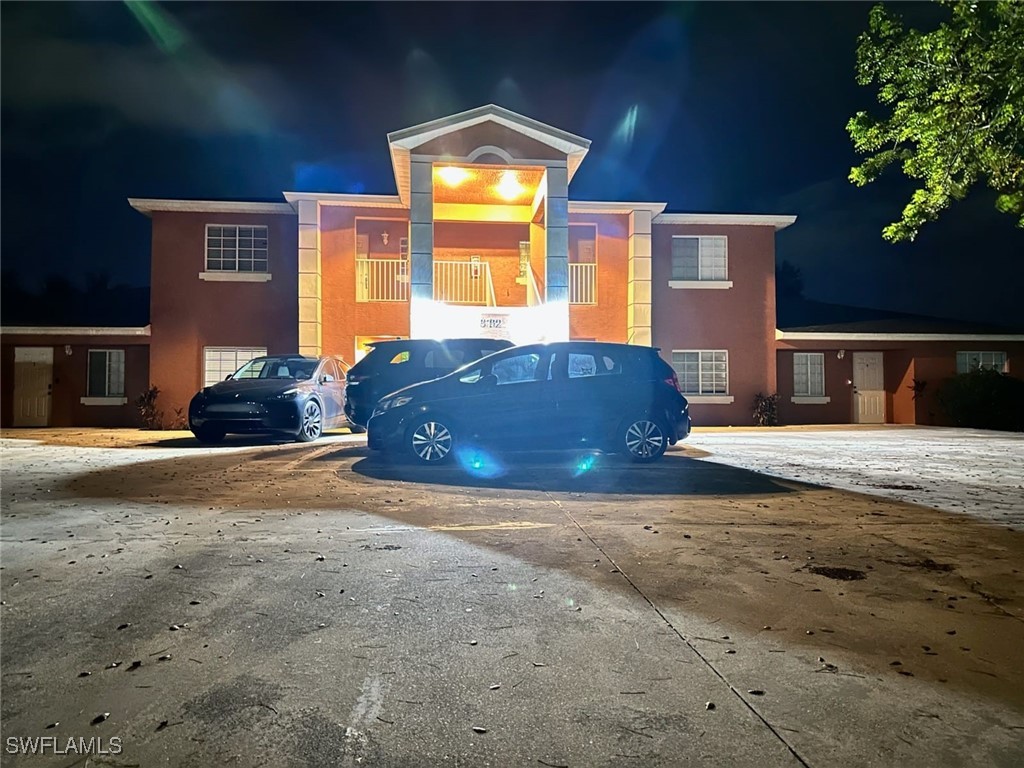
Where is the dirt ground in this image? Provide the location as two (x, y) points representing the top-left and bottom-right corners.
(1, 428), (1022, 767)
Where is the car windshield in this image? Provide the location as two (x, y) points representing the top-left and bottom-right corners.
(233, 357), (316, 381)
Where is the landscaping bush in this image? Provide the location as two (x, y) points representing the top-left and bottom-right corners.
(936, 369), (1024, 432)
(135, 385), (164, 430)
(753, 392), (780, 427)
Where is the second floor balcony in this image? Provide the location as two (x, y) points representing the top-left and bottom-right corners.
(356, 257), (596, 306)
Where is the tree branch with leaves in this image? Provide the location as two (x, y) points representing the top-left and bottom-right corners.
(847, 0), (1024, 242)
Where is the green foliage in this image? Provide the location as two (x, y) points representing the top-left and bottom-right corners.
(135, 385), (164, 430)
(936, 368), (1024, 431)
(848, 1), (1024, 241)
(753, 392), (780, 427)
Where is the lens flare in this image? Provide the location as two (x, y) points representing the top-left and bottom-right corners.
(455, 446), (506, 479)
(572, 453), (599, 477)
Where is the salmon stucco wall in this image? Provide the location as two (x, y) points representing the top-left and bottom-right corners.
(775, 340), (1024, 425)
(434, 221), (529, 307)
(568, 214), (628, 342)
(149, 210), (298, 419)
(651, 224), (778, 426)
(321, 207), (411, 362)
(1, 337), (149, 428)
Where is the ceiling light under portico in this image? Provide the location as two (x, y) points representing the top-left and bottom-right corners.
(435, 166), (472, 187)
(496, 170), (525, 201)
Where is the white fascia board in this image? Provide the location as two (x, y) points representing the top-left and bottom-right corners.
(569, 201), (668, 216)
(776, 331), (1024, 342)
(128, 198), (294, 217)
(282, 192), (406, 211)
(2, 325), (152, 337)
(654, 213), (798, 231)
(387, 104), (591, 155)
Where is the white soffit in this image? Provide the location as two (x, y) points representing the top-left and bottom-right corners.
(128, 198), (294, 217)
(2, 325), (152, 337)
(283, 192), (406, 210)
(655, 213), (798, 230)
(387, 104), (592, 205)
(776, 330), (1024, 342)
(569, 201), (668, 216)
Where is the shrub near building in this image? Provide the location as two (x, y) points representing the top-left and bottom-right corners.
(937, 369), (1024, 432)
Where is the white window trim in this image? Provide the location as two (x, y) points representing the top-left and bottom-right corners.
(791, 396), (831, 405)
(955, 350), (1008, 374)
(685, 395), (735, 404)
(204, 223), (269, 275)
(668, 280), (733, 290)
(86, 349), (125, 399)
(671, 349), (730, 397)
(199, 272), (273, 282)
(670, 235), (729, 285)
(80, 396), (128, 406)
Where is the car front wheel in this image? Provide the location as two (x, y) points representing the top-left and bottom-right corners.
(297, 399), (323, 442)
(622, 417), (668, 462)
(408, 417), (454, 464)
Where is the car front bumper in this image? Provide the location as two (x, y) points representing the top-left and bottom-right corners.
(189, 399), (303, 434)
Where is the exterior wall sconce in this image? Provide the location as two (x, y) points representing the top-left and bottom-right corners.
(65, 345), (73, 356)
(837, 349), (845, 359)
(381, 232), (389, 246)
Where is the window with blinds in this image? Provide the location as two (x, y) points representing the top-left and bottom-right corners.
(203, 347), (267, 386)
(793, 352), (825, 397)
(87, 350), (125, 397)
(670, 350), (728, 395)
(671, 236), (728, 281)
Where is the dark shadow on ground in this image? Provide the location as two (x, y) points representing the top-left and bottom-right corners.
(141, 431), (360, 449)
(349, 450), (801, 496)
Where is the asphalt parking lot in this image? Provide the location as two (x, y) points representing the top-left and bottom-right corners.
(1, 426), (1022, 767)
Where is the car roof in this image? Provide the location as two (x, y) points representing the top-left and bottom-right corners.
(365, 338), (514, 349)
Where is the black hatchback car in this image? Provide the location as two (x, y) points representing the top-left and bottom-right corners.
(367, 341), (690, 463)
(188, 355), (350, 444)
(344, 338), (514, 429)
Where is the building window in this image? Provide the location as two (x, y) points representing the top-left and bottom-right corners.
(206, 225), (268, 272)
(956, 351), (1007, 374)
(671, 236), (727, 281)
(793, 353), (825, 397)
(87, 350), (125, 397)
(671, 350), (728, 394)
(203, 347), (267, 386)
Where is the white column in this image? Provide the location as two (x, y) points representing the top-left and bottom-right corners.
(409, 159), (434, 304)
(297, 199), (321, 355)
(543, 164), (570, 340)
(627, 210), (653, 346)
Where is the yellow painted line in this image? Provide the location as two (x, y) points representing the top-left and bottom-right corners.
(428, 521), (556, 532)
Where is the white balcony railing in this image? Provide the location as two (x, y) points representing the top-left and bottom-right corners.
(356, 257), (497, 305)
(569, 262), (597, 305)
(433, 260), (494, 305)
(356, 258), (409, 302)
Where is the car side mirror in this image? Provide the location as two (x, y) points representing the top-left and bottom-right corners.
(321, 374), (335, 384)
(224, 374), (233, 381)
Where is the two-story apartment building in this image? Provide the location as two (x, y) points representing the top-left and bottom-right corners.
(3, 105), (1021, 429)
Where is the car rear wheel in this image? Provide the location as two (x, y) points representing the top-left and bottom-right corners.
(622, 417), (668, 462)
(408, 417), (454, 464)
(193, 425), (226, 444)
(297, 399), (323, 442)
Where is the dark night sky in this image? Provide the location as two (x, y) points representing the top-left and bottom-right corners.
(2, 1), (1022, 327)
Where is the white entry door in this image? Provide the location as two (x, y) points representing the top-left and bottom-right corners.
(13, 347), (54, 427)
(852, 351), (885, 424)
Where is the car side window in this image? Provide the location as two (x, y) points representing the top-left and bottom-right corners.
(568, 353), (597, 378)
(458, 368), (482, 384)
(491, 353), (544, 385)
(425, 347), (465, 369)
(321, 360), (340, 382)
(389, 350), (410, 365)
(568, 352), (622, 378)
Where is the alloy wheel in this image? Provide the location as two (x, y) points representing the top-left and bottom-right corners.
(625, 419), (665, 459)
(300, 400), (323, 441)
(411, 420), (452, 463)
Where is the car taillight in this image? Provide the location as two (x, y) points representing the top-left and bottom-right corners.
(665, 373), (683, 394)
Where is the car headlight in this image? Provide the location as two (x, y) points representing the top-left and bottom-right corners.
(272, 388), (300, 400)
(375, 395), (412, 414)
